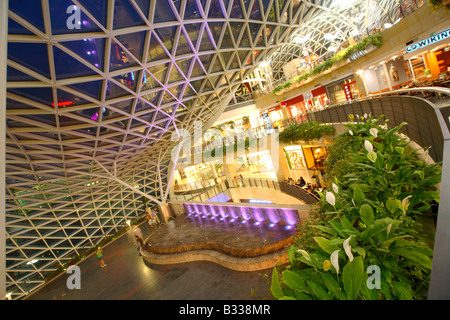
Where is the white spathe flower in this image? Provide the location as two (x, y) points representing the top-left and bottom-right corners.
(348, 130), (354, 136)
(364, 140), (373, 153)
(402, 195), (412, 215)
(326, 191), (336, 206)
(369, 128), (378, 138)
(364, 113), (368, 119)
(297, 249), (311, 261)
(387, 222), (393, 236)
(332, 183), (339, 194)
(343, 236), (354, 262)
(330, 250), (340, 274)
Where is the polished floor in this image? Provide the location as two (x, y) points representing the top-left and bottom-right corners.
(26, 219), (274, 300)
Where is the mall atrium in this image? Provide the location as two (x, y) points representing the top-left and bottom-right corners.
(1, 0), (450, 301)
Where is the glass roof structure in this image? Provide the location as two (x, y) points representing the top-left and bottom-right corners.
(3, 0), (403, 299)
(4, 0), (310, 299)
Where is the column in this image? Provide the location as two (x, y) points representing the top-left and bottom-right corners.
(0, 0), (8, 301)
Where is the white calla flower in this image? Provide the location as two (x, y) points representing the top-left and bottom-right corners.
(387, 223), (393, 236)
(349, 130), (353, 136)
(297, 249), (311, 261)
(330, 250), (340, 274)
(401, 195), (412, 215)
(343, 236), (354, 262)
(364, 140), (373, 153)
(326, 191), (336, 206)
(332, 183), (339, 193)
(369, 128), (378, 138)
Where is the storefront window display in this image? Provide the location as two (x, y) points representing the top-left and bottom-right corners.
(267, 106), (283, 128)
(284, 146), (306, 169)
(325, 76), (360, 104)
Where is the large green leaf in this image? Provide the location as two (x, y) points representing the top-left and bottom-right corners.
(360, 204), (374, 226)
(271, 268), (284, 299)
(353, 185), (366, 205)
(282, 270), (310, 293)
(306, 279), (332, 300)
(391, 247), (432, 269)
(321, 273), (344, 299)
(314, 237), (339, 254)
(342, 256), (364, 300)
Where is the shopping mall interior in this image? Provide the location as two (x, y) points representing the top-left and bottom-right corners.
(1, 0), (450, 303)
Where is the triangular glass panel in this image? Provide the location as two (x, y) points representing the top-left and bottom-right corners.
(198, 53), (213, 71)
(237, 50), (251, 66)
(113, 70), (140, 92)
(56, 89), (90, 108)
(203, 79), (214, 92)
(134, 0), (150, 17)
(184, 23), (202, 50)
(138, 109), (156, 123)
(105, 80), (131, 100)
(168, 84), (185, 100)
(183, 85), (197, 99)
(9, 0), (45, 33)
(116, 31), (146, 62)
(210, 55), (224, 73)
(176, 57), (193, 78)
(142, 90), (162, 105)
(67, 80), (103, 100)
(190, 58), (206, 78)
(208, 75), (221, 88)
(48, 0), (102, 34)
(109, 99), (134, 114)
(7, 87), (54, 106)
(265, 1), (277, 22)
(113, 0), (146, 29)
(239, 24), (252, 48)
(7, 66), (38, 82)
(53, 47), (97, 80)
(167, 63), (185, 84)
(77, 0), (108, 27)
(229, 22), (244, 45)
(220, 51), (234, 69)
(70, 106), (101, 121)
(190, 79), (203, 93)
(135, 99), (155, 113)
(161, 90), (177, 105)
(249, 23), (263, 44)
(147, 32), (171, 62)
(61, 38), (106, 71)
(7, 18), (34, 35)
(7, 43), (50, 78)
(184, 0), (202, 19)
(208, 22), (226, 48)
(222, 0), (231, 13)
(147, 62), (169, 86)
(141, 70), (162, 91)
(154, 26), (178, 57)
(208, 0), (225, 18)
(249, 0), (262, 20)
(198, 26), (216, 51)
(176, 28), (194, 56)
(110, 41), (140, 71)
(154, 0), (178, 23)
(229, 0), (244, 18)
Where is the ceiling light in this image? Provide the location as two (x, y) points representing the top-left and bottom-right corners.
(27, 259), (38, 265)
(350, 29), (360, 37)
(324, 33), (335, 41)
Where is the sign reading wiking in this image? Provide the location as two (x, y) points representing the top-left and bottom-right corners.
(406, 28), (450, 54)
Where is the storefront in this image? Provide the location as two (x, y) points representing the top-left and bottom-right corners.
(266, 106), (284, 128)
(404, 28), (450, 82)
(284, 94), (307, 122)
(325, 76), (361, 105)
(311, 86), (329, 110)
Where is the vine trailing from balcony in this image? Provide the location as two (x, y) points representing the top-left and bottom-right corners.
(279, 121), (336, 144)
(271, 115), (441, 300)
(273, 33), (383, 96)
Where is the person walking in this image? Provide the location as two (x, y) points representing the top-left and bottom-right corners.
(135, 235), (144, 256)
(96, 246), (107, 268)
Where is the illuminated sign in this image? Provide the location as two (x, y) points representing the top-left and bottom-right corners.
(406, 28), (450, 53)
(51, 101), (74, 107)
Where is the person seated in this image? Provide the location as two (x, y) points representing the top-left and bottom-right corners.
(299, 176), (306, 187)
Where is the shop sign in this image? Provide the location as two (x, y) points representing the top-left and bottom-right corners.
(343, 83), (353, 101)
(406, 28), (450, 54)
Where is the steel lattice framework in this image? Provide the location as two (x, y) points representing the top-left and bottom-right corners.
(269, 0), (402, 80)
(4, 0), (318, 300)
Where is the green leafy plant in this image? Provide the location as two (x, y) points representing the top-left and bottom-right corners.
(271, 115), (441, 300)
(428, 0), (450, 12)
(279, 121), (336, 144)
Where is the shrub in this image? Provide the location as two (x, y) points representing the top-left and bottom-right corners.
(279, 121), (336, 144)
